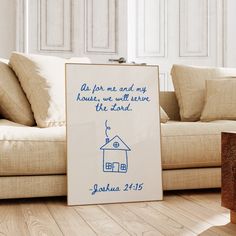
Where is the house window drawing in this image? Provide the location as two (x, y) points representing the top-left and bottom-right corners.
(100, 120), (131, 173)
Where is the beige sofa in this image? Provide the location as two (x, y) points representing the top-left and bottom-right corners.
(0, 90), (232, 199)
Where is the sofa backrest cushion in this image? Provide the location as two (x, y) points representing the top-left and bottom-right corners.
(9, 52), (90, 128)
(201, 79), (236, 121)
(171, 64), (236, 121)
(0, 59), (35, 126)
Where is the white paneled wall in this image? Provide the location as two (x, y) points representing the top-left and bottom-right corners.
(136, 0), (166, 58)
(0, 0), (16, 58)
(39, 0), (72, 52)
(25, 0), (74, 56)
(179, 0), (209, 57)
(16, 0), (127, 62)
(224, 0), (236, 67)
(0, 0), (234, 89)
(86, 0), (116, 53)
(128, 0), (225, 90)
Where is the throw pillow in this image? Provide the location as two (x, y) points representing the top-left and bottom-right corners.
(160, 106), (169, 123)
(10, 52), (66, 127)
(0, 60), (35, 126)
(171, 64), (236, 121)
(201, 79), (236, 121)
(9, 53), (89, 128)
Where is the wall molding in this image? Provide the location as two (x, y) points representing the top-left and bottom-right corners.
(38, 0), (72, 52)
(179, 0), (209, 57)
(136, 0), (166, 58)
(85, 0), (117, 54)
(16, 0), (26, 52)
(222, 0), (227, 67)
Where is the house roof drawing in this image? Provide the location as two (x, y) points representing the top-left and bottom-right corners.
(100, 135), (131, 151)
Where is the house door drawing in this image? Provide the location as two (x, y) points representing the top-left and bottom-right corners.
(112, 162), (119, 172)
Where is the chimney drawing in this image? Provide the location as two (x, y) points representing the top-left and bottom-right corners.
(105, 120), (111, 143)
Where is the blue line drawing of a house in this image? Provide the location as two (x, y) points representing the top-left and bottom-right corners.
(100, 135), (131, 173)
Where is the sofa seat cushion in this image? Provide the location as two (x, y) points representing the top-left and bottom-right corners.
(161, 120), (236, 169)
(0, 119), (66, 176)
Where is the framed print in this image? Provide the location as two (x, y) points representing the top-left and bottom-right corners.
(66, 64), (162, 205)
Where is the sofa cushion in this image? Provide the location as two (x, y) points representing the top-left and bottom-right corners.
(0, 119), (66, 176)
(9, 52), (67, 128)
(2, 117), (234, 175)
(0, 60), (35, 126)
(160, 91), (180, 121)
(201, 79), (236, 121)
(161, 120), (236, 169)
(9, 53), (90, 128)
(163, 168), (221, 190)
(171, 64), (236, 121)
(160, 106), (169, 123)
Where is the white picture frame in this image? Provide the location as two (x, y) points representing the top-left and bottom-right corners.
(66, 64), (163, 205)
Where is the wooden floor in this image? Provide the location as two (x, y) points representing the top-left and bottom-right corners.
(0, 189), (236, 236)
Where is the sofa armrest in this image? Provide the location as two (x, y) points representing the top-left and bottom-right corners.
(160, 91), (180, 121)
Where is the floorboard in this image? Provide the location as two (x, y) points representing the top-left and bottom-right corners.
(100, 203), (162, 235)
(124, 202), (196, 235)
(178, 190), (230, 219)
(0, 189), (235, 236)
(20, 199), (63, 236)
(148, 200), (211, 234)
(46, 199), (96, 236)
(74, 205), (130, 235)
(164, 194), (229, 226)
(0, 201), (30, 236)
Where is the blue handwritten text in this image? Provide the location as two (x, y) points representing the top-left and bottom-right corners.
(89, 183), (144, 195)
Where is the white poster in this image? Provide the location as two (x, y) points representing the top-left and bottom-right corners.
(66, 64), (162, 205)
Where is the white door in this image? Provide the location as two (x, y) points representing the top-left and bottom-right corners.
(25, 0), (127, 63)
(127, 0), (224, 90)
